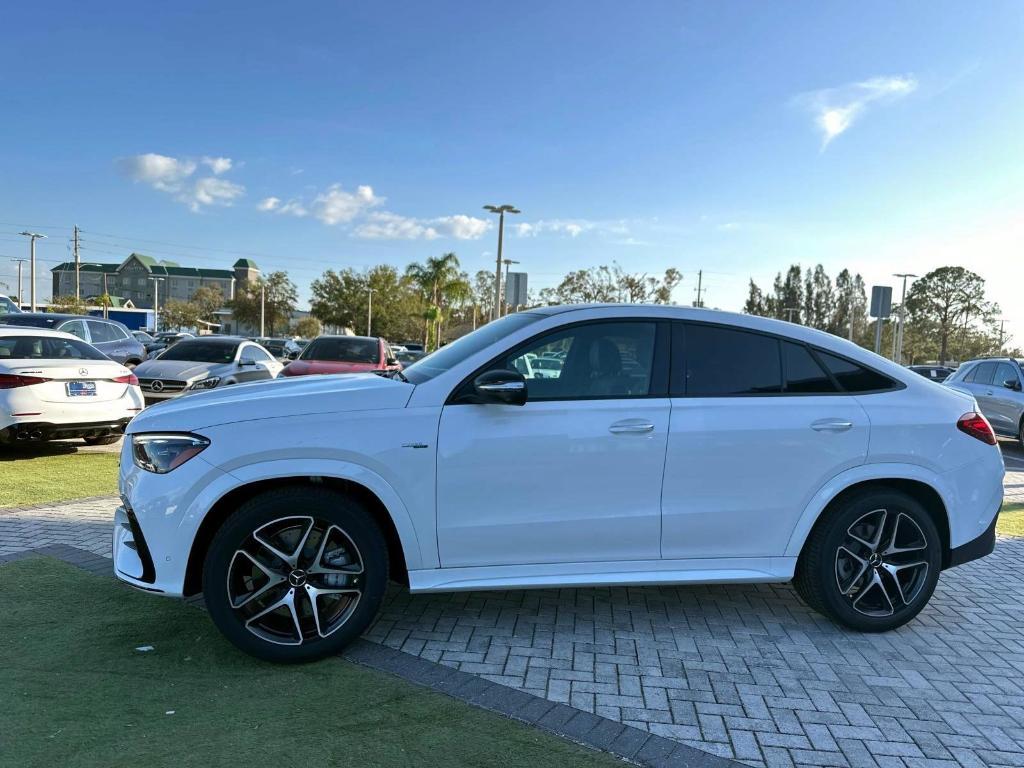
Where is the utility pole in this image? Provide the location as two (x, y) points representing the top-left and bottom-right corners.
(367, 287), (375, 336)
(892, 273), (917, 363)
(501, 259), (519, 316)
(259, 282), (266, 337)
(10, 258), (27, 306)
(483, 204), (520, 321)
(73, 225), (81, 300)
(149, 277), (164, 333)
(18, 231), (46, 312)
(998, 319), (1006, 355)
(102, 273), (109, 318)
(693, 270), (705, 308)
(783, 306), (800, 323)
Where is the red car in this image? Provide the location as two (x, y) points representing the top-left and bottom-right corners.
(281, 335), (400, 377)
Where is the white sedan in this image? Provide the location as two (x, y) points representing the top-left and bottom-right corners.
(115, 304), (1003, 662)
(0, 327), (144, 445)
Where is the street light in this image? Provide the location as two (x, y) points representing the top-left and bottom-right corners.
(483, 204), (520, 321)
(18, 231), (46, 312)
(148, 277), (165, 333)
(892, 273), (917, 363)
(367, 287), (375, 336)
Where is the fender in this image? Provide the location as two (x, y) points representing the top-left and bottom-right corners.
(206, 457), (433, 571)
(784, 462), (953, 558)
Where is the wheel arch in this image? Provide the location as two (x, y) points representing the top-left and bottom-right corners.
(786, 467), (952, 567)
(182, 474), (416, 597)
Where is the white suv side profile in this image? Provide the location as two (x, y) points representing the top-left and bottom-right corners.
(114, 305), (1004, 662)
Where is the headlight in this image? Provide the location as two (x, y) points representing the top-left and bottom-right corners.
(188, 376), (221, 391)
(132, 433), (210, 474)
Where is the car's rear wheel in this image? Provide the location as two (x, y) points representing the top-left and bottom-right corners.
(794, 488), (941, 632)
(203, 486), (388, 662)
(83, 435), (121, 446)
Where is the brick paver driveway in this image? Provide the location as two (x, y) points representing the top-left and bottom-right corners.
(2, 466), (1023, 768)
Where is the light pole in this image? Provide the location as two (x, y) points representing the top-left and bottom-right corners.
(9, 258), (27, 306)
(148, 277), (165, 333)
(783, 306), (800, 323)
(259, 282), (266, 337)
(18, 231), (46, 312)
(892, 273), (917, 363)
(367, 287), (375, 336)
(483, 204), (520, 321)
(501, 259), (519, 315)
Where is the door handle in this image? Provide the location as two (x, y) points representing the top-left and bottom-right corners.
(609, 420), (655, 434)
(811, 419), (853, 433)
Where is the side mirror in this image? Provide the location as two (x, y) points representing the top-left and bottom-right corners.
(386, 356), (398, 366)
(1004, 379), (1022, 391)
(473, 369), (527, 406)
(288, 351), (299, 360)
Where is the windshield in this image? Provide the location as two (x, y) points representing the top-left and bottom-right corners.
(0, 315), (59, 328)
(402, 313), (543, 384)
(0, 297), (20, 313)
(157, 340), (239, 363)
(0, 334), (108, 361)
(301, 337), (380, 363)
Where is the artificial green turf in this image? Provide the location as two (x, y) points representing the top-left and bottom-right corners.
(0, 450), (119, 507)
(0, 558), (620, 768)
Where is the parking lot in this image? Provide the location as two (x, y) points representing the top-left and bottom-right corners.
(2, 440), (1022, 768)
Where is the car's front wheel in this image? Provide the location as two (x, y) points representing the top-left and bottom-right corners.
(794, 488), (941, 632)
(203, 486), (388, 662)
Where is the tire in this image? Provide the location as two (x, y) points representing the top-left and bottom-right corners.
(124, 360), (141, 370)
(83, 435), (121, 446)
(202, 486), (388, 663)
(793, 488), (941, 632)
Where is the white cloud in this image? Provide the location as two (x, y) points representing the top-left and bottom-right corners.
(356, 212), (439, 240)
(799, 75), (918, 148)
(257, 196), (281, 212)
(433, 214), (491, 239)
(313, 184), (383, 225)
(117, 152), (245, 211)
(278, 200), (308, 217)
(202, 156), (233, 174)
(515, 218), (628, 239)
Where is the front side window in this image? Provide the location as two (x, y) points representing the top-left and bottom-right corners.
(87, 320), (118, 343)
(681, 324), (782, 396)
(60, 320), (90, 341)
(0, 335), (108, 361)
(241, 345), (273, 363)
(499, 321), (656, 400)
(994, 362), (1019, 387)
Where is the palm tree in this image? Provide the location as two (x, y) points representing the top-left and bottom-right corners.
(406, 253), (470, 350)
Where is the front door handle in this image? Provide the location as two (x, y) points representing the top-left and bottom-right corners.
(609, 419), (655, 434)
(811, 419), (853, 432)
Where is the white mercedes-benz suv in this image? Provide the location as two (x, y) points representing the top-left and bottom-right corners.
(115, 305), (1004, 662)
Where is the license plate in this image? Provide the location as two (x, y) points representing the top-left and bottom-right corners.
(66, 381), (97, 397)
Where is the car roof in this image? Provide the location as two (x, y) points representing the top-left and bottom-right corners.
(314, 335), (379, 341)
(176, 335), (247, 345)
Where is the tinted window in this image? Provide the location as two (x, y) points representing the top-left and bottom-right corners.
(783, 342), (838, 393)
(501, 322), (656, 400)
(683, 324), (781, 396)
(301, 337), (380, 363)
(0, 315), (59, 328)
(0, 335), (108, 361)
(971, 362), (997, 385)
(817, 352), (897, 392)
(87, 320), (119, 343)
(60, 320), (89, 341)
(157, 340), (239, 363)
(995, 362), (1019, 387)
(241, 345), (273, 363)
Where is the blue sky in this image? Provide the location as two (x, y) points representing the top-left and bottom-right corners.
(1, 2), (1022, 332)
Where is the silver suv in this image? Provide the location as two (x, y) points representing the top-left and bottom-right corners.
(946, 357), (1024, 447)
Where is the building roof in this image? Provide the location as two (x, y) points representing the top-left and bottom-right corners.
(233, 258), (259, 269)
(51, 252), (234, 279)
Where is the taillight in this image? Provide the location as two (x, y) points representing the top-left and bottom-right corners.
(113, 373), (140, 386)
(957, 412), (997, 445)
(0, 373), (51, 389)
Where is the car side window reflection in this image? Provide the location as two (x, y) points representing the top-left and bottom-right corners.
(502, 322), (656, 400)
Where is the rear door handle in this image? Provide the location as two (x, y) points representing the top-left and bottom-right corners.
(609, 419), (655, 434)
(811, 419), (853, 433)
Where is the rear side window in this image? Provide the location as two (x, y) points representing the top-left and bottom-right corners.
(682, 324), (782, 396)
(87, 320), (119, 343)
(816, 351), (897, 393)
(971, 362), (997, 385)
(783, 342), (838, 393)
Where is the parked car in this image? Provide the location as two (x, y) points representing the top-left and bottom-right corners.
(0, 327), (143, 445)
(401, 342), (425, 354)
(0, 295), (21, 313)
(0, 313), (146, 367)
(280, 335), (400, 377)
(144, 331), (194, 358)
(133, 337), (283, 400)
(115, 305), (1003, 662)
(945, 357), (1024, 447)
(531, 356), (563, 379)
(908, 365), (955, 383)
(256, 337), (303, 362)
(396, 349), (424, 366)
(133, 330), (156, 346)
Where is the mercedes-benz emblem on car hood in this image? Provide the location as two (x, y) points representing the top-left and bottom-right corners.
(79, 368), (89, 376)
(150, 380), (165, 392)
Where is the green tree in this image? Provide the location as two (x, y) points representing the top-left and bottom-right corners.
(160, 299), (202, 331)
(230, 271), (297, 336)
(47, 295), (89, 315)
(743, 279), (766, 315)
(293, 316), (323, 339)
(190, 284), (224, 324)
(405, 253), (469, 349)
(310, 265), (423, 341)
(904, 267), (993, 365)
(538, 264), (682, 306)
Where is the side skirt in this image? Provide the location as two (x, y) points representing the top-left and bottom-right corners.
(409, 556), (797, 593)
